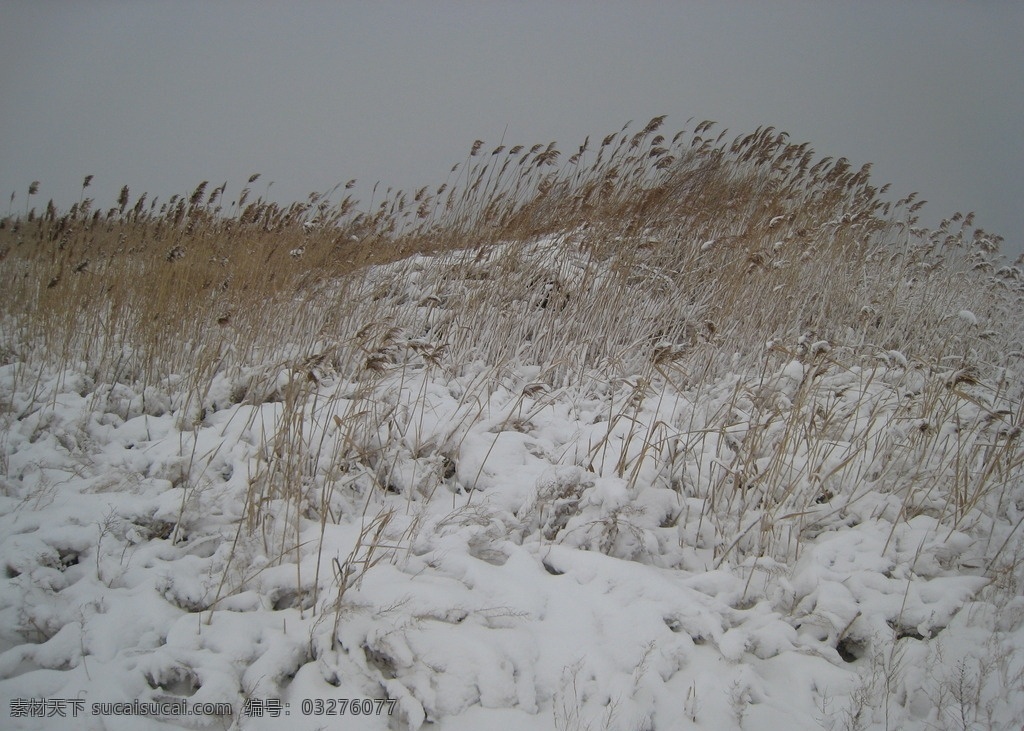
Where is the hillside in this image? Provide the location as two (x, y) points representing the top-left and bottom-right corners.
(2, 118), (1023, 730)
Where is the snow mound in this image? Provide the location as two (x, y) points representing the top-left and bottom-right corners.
(3, 237), (1024, 730)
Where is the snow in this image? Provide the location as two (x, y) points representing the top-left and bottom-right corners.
(2, 237), (1023, 730)
(956, 309), (978, 326)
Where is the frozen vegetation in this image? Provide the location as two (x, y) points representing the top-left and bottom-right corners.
(1, 118), (1023, 729)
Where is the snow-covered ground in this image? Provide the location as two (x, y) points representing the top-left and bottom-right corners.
(2, 237), (1023, 730)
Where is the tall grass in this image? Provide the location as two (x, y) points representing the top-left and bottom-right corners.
(2, 117), (1015, 385)
(2, 116), (1022, 594)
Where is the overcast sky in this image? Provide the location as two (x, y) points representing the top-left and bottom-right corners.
(2, 1), (1022, 253)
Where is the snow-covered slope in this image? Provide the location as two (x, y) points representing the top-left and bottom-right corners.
(2, 236), (1023, 730)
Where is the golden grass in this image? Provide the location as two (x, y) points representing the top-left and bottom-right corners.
(2, 116), (1021, 571)
(2, 117), (1014, 389)
(4, 120), (1024, 730)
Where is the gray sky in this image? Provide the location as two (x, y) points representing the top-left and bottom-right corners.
(2, 1), (1022, 253)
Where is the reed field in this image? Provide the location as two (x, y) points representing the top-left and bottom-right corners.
(2, 118), (1023, 730)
